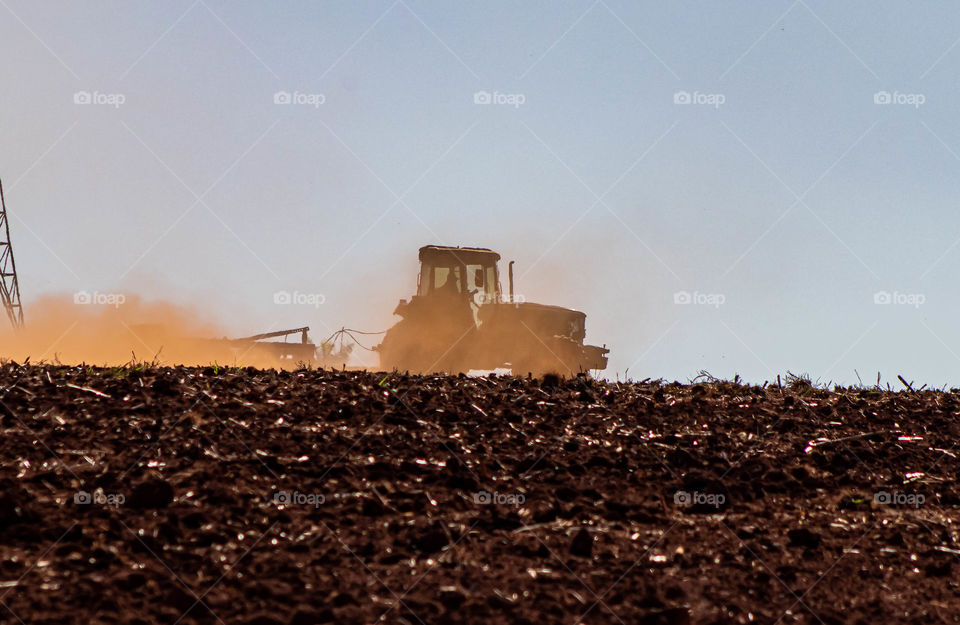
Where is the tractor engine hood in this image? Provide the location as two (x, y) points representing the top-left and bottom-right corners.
(485, 302), (588, 341)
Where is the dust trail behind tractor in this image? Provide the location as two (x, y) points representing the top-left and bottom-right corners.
(129, 325), (351, 369)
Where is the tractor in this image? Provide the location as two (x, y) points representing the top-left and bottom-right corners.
(375, 245), (608, 376)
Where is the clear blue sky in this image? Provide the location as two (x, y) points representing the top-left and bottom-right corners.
(3, 0), (960, 385)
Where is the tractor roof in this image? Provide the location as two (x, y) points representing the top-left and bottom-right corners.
(419, 245), (501, 264)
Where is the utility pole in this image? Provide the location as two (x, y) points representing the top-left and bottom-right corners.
(0, 178), (24, 329)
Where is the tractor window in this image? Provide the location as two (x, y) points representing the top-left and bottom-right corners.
(417, 262), (432, 296)
(464, 265), (480, 292)
(432, 266), (463, 294)
(464, 264), (497, 303)
(435, 267), (449, 288)
(486, 266), (497, 300)
(418, 257), (498, 299)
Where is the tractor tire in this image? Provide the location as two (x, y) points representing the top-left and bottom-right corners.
(507, 339), (591, 379)
(379, 322), (474, 375)
(378, 324), (430, 373)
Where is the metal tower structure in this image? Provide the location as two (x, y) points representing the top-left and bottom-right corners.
(0, 178), (24, 329)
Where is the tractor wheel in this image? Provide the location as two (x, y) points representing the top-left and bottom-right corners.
(508, 340), (584, 378)
(379, 323), (474, 374)
(378, 324), (431, 373)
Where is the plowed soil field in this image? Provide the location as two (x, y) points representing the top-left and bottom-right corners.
(0, 364), (958, 624)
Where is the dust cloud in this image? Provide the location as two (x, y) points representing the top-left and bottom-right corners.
(0, 294), (305, 369)
(0, 285), (609, 376)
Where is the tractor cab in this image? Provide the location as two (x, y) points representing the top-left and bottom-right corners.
(408, 245), (502, 328)
(416, 245), (501, 305)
